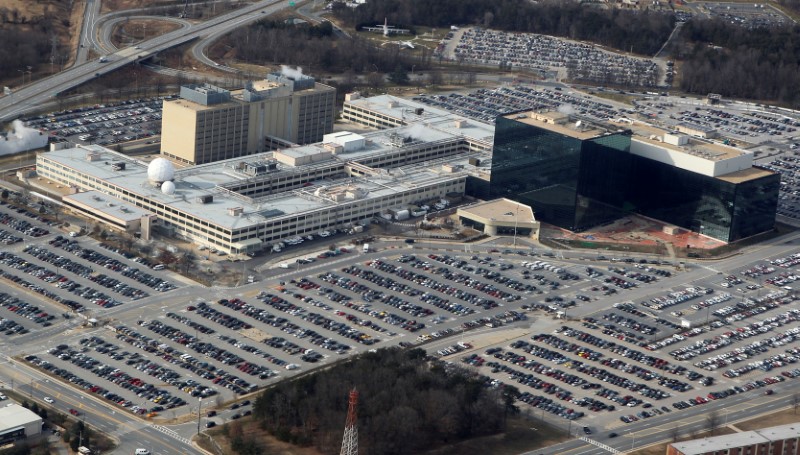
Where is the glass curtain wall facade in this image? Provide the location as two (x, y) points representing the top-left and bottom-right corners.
(491, 116), (631, 231)
(489, 115), (779, 242)
(627, 160), (780, 242)
(491, 116), (583, 229)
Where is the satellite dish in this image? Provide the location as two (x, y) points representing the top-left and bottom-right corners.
(575, 120), (582, 129)
(161, 181), (176, 195)
(147, 158), (175, 184)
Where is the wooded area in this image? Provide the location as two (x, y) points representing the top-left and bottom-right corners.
(332, 0), (675, 56)
(677, 19), (800, 107)
(251, 348), (517, 455)
(0, 10), (69, 83)
(222, 20), (433, 74)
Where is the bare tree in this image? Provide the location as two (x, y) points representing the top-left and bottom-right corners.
(427, 71), (443, 86)
(670, 425), (680, 442)
(177, 249), (195, 274)
(794, 393), (800, 415)
(366, 71), (384, 89)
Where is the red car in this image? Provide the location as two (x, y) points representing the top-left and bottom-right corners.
(69, 409), (80, 416)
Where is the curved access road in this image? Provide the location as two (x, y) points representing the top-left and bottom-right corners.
(0, 0), (289, 123)
(96, 16), (193, 54)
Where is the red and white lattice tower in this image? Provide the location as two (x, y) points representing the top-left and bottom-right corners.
(339, 388), (359, 455)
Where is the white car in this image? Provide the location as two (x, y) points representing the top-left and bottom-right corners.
(43, 397), (54, 404)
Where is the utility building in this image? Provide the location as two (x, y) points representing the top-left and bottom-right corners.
(161, 70), (335, 165)
(0, 404), (43, 444)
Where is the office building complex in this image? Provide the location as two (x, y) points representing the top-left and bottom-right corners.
(161, 71), (335, 165)
(667, 422), (800, 455)
(34, 93), (778, 253)
(491, 111), (779, 243)
(36, 105), (492, 253)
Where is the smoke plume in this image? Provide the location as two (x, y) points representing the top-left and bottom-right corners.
(280, 65), (304, 80)
(405, 123), (428, 140)
(557, 104), (576, 115)
(0, 120), (48, 156)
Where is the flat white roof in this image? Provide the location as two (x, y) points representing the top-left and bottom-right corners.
(40, 145), (466, 231)
(458, 198), (536, 224)
(669, 423), (800, 454)
(345, 94), (495, 145)
(63, 190), (153, 222)
(0, 404), (41, 431)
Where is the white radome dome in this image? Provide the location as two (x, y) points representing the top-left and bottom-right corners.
(148, 158), (175, 184)
(161, 181), (176, 195)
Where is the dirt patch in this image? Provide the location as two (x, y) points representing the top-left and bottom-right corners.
(198, 415), (566, 455)
(100, 0), (174, 14)
(110, 18), (182, 48)
(734, 407), (800, 431)
(198, 419), (324, 455)
(0, 0), (50, 17)
(425, 418), (567, 455)
(101, 0), (250, 19)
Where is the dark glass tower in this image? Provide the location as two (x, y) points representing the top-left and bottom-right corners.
(491, 114), (631, 231)
(488, 112), (779, 242)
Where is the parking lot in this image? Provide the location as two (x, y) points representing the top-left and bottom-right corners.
(4, 182), (800, 433)
(413, 85), (630, 125)
(699, 2), (792, 29)
(440, 248), (800, 435)
(757, 153), (800, 222)
(440, 27), (662, 87)
(21, 95), (174, 146)
(14, 246), (677, 419)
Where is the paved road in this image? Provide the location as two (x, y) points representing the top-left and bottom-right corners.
(0, 0), (288, 123)
(2, 228), (800, 454)
(76, 0), (102, 65)
(0, 354), (193, 455)
(98, 16), (193, 54)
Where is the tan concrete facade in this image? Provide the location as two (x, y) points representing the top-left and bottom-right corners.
(161, 82), (335, 165)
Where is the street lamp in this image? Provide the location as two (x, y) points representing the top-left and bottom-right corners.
(196, 397), (202, 434)
(513, 201), (520, 247)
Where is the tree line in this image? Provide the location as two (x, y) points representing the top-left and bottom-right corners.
(252, 348), (517, 454)
(0, 14), (69, 82)
(332, 0), (675, 56)
(221, 19), (434, 74)
(677, 19), (800, 107)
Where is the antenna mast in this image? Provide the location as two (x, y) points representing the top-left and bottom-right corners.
(339, 388), (359, 455)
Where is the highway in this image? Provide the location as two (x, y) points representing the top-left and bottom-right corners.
(76, 0), (102, 65)
(0, 0), (289, 123)
(0, 353), (195, 455)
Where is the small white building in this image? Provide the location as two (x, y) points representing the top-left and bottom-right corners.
(0, 404), (43, 444)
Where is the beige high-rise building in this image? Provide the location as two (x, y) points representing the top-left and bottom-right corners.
(161, 72), (335, 165)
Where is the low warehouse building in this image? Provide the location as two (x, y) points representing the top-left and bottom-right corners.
(0, 404), (43, 444)
(457, 198), (539, 240)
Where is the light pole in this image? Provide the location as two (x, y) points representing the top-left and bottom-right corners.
(196, 397), (202, 434)
(513, 201), (520, 247)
